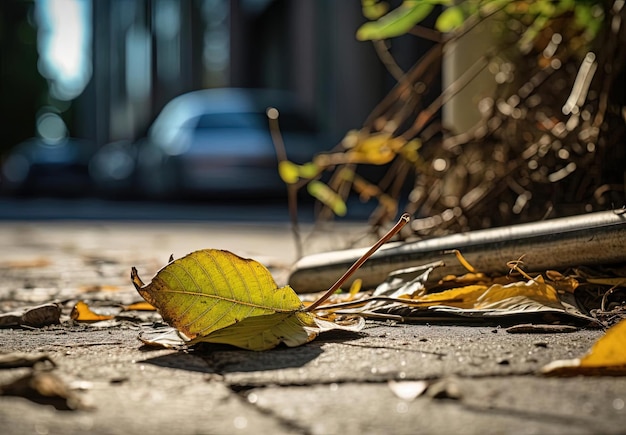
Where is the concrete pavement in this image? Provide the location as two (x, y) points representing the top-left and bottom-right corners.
(0, 220), (625, 434)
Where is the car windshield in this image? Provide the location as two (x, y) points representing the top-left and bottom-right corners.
(188, 111), (316, 133)
(192, 113), (265, 130)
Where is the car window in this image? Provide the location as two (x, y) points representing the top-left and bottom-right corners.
(192, 113), (265, 130)
(187, 111), (317, 133)
(273, 112), (316, 133)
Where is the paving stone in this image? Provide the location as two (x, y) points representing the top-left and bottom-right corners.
(248, 377), (626, 435)
(0, 221), (623, 435)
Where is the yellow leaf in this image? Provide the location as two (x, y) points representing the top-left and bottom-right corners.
(189, 311), (318, 350)
(299, 162), (320, 179)
(123, 301), (156, 311)
(278, 161), (299, 184)
(131, 249), (358, 351)
(307, 181), (347, 216)
(349, 279), (363, 298)
(132, 250), (305, 339)
(278, 161), (320, 184)
(80, 284), (122, 293)
(541, 319), (626, 376)
(348, 133), (407, 165)
(70, 301), (115, 322)
(413, 285), (489, 309)
(545, 270), (579, 293)
(475, 276), (561, 309)
(412, 276), (561, 310)
(580, 320), (626, 367)
(399, 139), (421, 163)
(315, 132), (414, 167)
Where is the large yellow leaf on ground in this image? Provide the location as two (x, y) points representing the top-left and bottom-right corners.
(541, 319), (626, 375)
(132, 249), (362, 351)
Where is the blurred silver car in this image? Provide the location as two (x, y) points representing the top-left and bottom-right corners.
(1, 137), (95, 197)
(136, 88), (323, 198)
(89, 139), (139, 197)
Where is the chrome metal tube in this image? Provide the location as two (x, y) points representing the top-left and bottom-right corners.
(289, 210), (626, 293)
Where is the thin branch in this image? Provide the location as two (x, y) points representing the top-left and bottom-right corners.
(267, 108), (303, 259)
(305, 213), (411, 312)
(373, 40), (406, 82)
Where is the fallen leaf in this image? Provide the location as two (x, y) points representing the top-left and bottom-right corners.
(342, 262), (595, 325)
(372, 263), (440, 299)
(545, 270), (579, 293)
(0, 372), (88, 410)
(541, 319), (626, 376)
(122, 301), (156, 311)
(70, 301), (115, 322)
(138, 327), (187, 349)
(0, 303), (61, 328)
(412, 276), (563, 310)
(0, 257), (51, 269)
(0, 312), (22, 328)
(132, 249), (363, 351)
(137, 320), (365, 350)
(21, 303), (62, 327)
(0, 353), (56, 369)
(80, 285), (122, 293)
(188, 311), (319, 349)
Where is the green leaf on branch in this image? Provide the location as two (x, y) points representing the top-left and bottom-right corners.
(361, 0), (390, 20)
(435, 5), (465, 32)
(279, 160), (321, 184)
(356, 0), (443, 41)
(307, 181), (348, 216)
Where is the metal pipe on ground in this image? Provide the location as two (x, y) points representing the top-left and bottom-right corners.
(289, 209), (626, 293)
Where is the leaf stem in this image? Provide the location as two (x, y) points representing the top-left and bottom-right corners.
(305, 213), (411, 312)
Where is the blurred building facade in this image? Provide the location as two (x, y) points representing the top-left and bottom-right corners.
(1, 0), (425, 154)
(87, 0), (398, 147)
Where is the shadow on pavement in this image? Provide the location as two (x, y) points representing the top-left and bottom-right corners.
(141, 330), (365, 374)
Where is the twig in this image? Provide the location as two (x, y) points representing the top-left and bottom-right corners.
(267, 108), (303, 259)
(305, 213), (410, 312)
(373, 40), (406, 82)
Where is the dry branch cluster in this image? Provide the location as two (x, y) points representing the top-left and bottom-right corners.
(303, 1), (626, 238)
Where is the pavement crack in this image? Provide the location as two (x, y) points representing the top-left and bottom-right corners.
(228, 384), (312, 435)
(457, 401), (601, 431)
(62, 341), (124, 347)
(340, 340), (448, 356)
